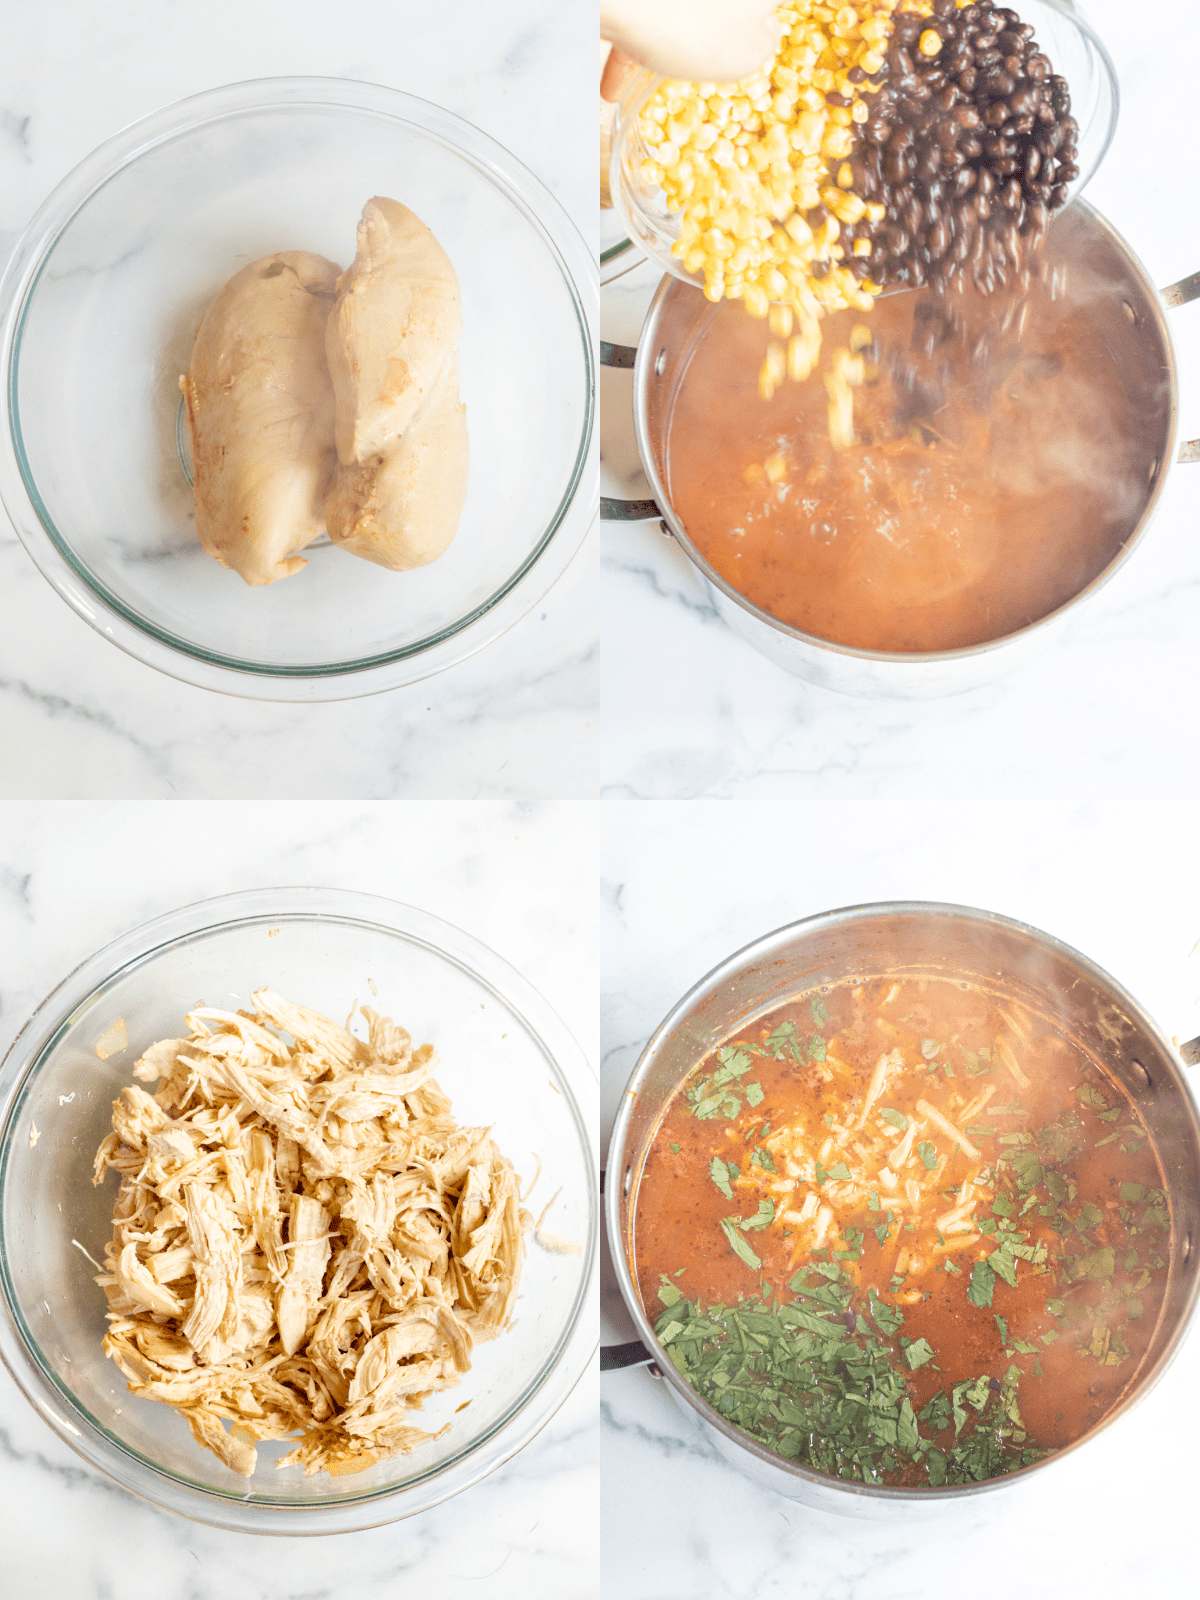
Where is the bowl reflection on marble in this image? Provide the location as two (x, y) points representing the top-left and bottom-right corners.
(0, 888), (597, 1534)
(0, 79), (596, 702)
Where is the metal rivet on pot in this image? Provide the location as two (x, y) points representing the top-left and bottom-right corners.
(654, 347), (666, 376)
(1122, 298), (1137, 323)
(1129, 1059), (1151, 1088)
(647, 1362), (664, 1380)
(1182, 1231), (1192, 1263)
(1149, 455), (1161, 485)
(623, 1164), (633, 1196)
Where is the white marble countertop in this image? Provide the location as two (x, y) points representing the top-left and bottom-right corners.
(602, 0), (1200, 805)
(0, 800), (597, 1597)
(0, 0), (596, 800)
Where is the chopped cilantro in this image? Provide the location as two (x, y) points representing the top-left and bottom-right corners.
(880, 1108), (908, 1131)
(669, 1142), (680, 1154)
(718, 1216), (761, 1271)
(918, 1140), (938, 1171)
(709, 1157), (733, 1200)
(905, 1338), (936, 1371)
(968, 1259), (996, 1308)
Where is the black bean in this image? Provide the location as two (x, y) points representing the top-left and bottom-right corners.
(866, 119), (891, 145)
(974, 46), (1001, 67)
(826, 92), (851, 108)
(952, 165), (977, 197)
(960, 135), (983, 159)
(934, 0), (957, 16)
(1024, 145), (1041, 181)
(1050, 182), (1069, 207)
(976, 167), (996, 196)
(848, 66), (866, 83)
(975, 192), (992, 220)
(992, 157), (1020, 176)
(1058, 162), (1080, 183)
(989, 69), (1016, 95)
(983, 101), (1011, 127)
(936, 118), (961, 148)
(888, 46), (915, 76)
(928, 218), (951, 257)
(957, 66), (978, 92)
(1003, 53), (1024, 76)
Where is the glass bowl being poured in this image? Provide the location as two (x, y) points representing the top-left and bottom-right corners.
(0, 888), (597, 1534)
(610, 0), (1118, 291)
(0, 79), (596, 702)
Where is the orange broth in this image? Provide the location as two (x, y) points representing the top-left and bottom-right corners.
(634, 977), (1170, 1487)
(663, 275), (1147, 653)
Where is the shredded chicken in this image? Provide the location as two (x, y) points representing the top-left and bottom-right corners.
(92, 989), (529, 1479)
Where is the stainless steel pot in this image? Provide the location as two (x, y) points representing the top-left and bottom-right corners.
(602, 203), (1200, 697)
(604, 902), (1200, 1516)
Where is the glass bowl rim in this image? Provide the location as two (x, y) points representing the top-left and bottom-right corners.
(0, 77), (598, 703)
(0, 885), (599, 1534)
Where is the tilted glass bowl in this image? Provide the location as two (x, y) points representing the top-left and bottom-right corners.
(610, 0), (1118, 290)
(0, 79), (597, 701)
(0, 888), (597, 1533)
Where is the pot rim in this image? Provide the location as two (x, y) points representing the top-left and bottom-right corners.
(605, 898), (1200, 1503)
(627, 200), (1179, 670)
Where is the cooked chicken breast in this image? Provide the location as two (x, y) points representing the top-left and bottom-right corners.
(324, 199), (468, 570)
(181, 251), (340, 587)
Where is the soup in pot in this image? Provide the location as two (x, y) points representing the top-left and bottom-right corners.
(634, 976), (1171, 1487)
(662, 258), (1151, 654)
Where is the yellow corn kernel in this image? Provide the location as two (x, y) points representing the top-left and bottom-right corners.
(764, 451), (788, 483)
(849, 323), (874, 352)
(635, 0), (897, 444)
(919, 29), (943, 57)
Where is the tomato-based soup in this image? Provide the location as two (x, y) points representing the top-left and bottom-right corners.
(634, 978), (1171, 1488)
(663, 270), (1147, 653)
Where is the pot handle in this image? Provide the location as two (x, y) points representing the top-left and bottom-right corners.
(600, 339), (670, 522)
(1161, 273), (1200, 462)
(1178, 1036), (1200, 1066)
(601, 340), (637, 369)
(601, 1339), (658, 1372)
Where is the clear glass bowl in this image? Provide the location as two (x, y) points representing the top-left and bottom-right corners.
(611, 0), (1118, 289)
(0, 79), (597, 702)
(0, 888), (597, 1533)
